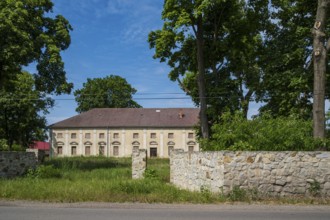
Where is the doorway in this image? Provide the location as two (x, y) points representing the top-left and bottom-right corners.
(150, 147), (157, 157)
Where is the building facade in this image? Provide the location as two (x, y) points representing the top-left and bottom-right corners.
(50, 108), (200, 158)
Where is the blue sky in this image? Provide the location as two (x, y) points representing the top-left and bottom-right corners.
(38, 0), (194, 125)
(29, 0), (259, 125)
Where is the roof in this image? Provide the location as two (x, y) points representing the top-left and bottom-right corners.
(50, 108), (200, 128)
(30, 141), (50, 150)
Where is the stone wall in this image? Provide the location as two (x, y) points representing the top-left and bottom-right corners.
(132, 149), (147, 179)
(170, 150), (330, 196)
(26, 149), (45, 163)
(0, 152), (37, 178)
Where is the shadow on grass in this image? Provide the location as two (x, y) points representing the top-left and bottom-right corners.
(44, 157), (131, 171)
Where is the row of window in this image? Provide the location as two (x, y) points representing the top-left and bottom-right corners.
(57, 145), (194, 157)
(56, 132), (195, 139)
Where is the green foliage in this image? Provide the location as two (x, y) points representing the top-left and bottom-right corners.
(144, 168), (158, 179)
(256, 0), (321, 118)
(0, 0), (73, 94)
(226, 186), (262, 202)
(150, 0), (267, 124)
(308, 179), (321, 197)
(0, 0), (73, 149)
(227, 186), (249, 202)
(74, 75), (141, 113)
(26, 165), (62, 179)
(204, 111), (320, 151)
(44, 156), (131, 171)
(0, 157), (329, 204)
(0, 139), (8, 151)
(0, 72), (51, 149)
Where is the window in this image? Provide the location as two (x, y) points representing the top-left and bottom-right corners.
(85, 146), (91, 155)
(99, 133), (105, 139)
(168, 146), (174, 156)
(188, 132), (194, 139)
(133, 146), (139, 152)
(150, 133), (156, 139)
(168, 133), (174, 139)
(133, 133), (139, 139)
(99, 146), (105, 156)
(150, 148), (157, 157)
(57, 133), (63, 138)
(71, 133), (77, 139)
(85, 133), (91, 139)
(189, 146), (194, 152)
(57, 146), (63, 155)
(113, 133), (119, 139)
(113, 146), (119, 156)
(71, 146), (77, 155)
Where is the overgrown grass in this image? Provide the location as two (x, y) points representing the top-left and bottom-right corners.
(0, 157), (329, 204)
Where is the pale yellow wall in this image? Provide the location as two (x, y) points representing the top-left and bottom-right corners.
(51, 127), (199, 158)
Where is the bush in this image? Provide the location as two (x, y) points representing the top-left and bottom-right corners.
(0, 139), (8, 151)
(26, 165), (62, 179)
(144, 168), (158, 179)
(203, 112), (325, 151)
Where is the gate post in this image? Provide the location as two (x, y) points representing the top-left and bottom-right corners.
(132, 149), (147, 179)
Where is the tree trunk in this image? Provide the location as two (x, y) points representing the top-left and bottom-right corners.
(312, 0), (329, 139)
(196, 16), (210, 139)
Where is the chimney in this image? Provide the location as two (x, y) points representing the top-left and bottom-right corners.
(179, 110), (185, 118)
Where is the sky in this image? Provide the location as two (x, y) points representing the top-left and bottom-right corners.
(27, 0), (260, 125)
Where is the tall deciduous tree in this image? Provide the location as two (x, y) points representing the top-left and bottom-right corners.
(312, 0), (330, 139)
(149, 0), (221, 139)
(0, 0), (73, 149)
(149, 0), (244, 138)
(256, 0), (317, 119)
(0, 0), (73, 94)
(0, 72), (53, 150)
(149, 0), (266, 135)
(74, 75), (141, 113)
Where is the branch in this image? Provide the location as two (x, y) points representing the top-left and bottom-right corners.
(177, 78), (191, 95)
(189, 15), (197, 37)
(216, 62), (224, 73)
(311, 28), (326, 38)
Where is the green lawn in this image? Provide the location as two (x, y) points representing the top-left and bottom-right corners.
(0, 157), (329, 204)
(0, 157), (219, 203)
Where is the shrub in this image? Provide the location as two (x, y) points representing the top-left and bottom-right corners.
(144, 168), (158, 179)
(204, 111), (324, 151)
(227, 186), (249, 202)
(0, 139), (8, 151)
(26, 165), (62, 179)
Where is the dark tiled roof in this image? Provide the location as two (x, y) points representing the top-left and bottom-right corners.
(50, 108), (200, 128)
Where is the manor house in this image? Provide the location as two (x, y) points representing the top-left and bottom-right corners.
(50, 108), (199, 158)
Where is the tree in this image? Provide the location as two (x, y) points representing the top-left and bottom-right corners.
(74, 75), (141, 113)
(0, 0), (73, 149)
(149, 0), (247, 138)
(0, 0), (73, 94)
(253, 1), (312, 118)
(0, 72), (53, 150)
(312, 0), (330, 139)
(158, 0), (211, 138)
(149, 0), (266, 136)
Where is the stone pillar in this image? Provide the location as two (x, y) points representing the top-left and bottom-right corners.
(26, 149), (44, 163)
(132, 149), (147, 179)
